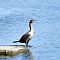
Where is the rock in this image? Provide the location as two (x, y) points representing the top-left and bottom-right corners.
(0, 45), (31, 56)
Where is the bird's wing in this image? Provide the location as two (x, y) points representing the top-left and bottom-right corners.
(19, 32), (31, 43)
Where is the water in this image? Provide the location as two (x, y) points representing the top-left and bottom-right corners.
(0, 0), (60, 60)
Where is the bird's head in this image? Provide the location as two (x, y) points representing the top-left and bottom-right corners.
(29, 20), (36, 24)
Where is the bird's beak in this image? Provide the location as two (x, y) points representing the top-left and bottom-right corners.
(33, 20), (36, 23)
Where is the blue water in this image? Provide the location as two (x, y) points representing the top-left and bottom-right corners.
(0, 0), (60, 60)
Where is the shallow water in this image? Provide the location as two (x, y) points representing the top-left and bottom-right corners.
(0, 0), (60, 60)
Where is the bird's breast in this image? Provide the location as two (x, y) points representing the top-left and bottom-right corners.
(28, 31), (33, 38)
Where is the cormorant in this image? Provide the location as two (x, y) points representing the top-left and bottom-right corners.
(13, 20), (36, 46)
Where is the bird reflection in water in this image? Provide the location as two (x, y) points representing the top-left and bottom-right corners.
(19, 49), (34, 60)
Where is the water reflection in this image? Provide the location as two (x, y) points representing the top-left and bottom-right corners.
(0, 49), (34, 60)
(19, 49), (34, 60)
(15, 49), (34, 60)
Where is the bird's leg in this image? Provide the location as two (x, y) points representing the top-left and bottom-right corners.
(25, 42), (27, 47)
(26, 39), (30, 47)
(26, 42), (28, 47)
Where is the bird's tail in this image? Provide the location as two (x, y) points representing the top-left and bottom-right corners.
(13, 41), (19, 43)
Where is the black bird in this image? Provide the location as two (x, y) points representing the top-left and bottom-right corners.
(13, 20), (36, 46)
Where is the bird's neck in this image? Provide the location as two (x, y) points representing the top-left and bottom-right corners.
(29, 23), (33, 32)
